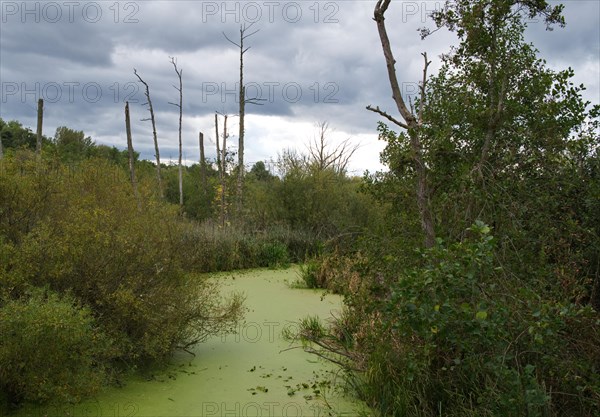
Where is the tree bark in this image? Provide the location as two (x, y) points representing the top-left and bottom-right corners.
(371, 0), (435, 248)
(125, 102), (141, 210)
(169, 57), (184, 209)
(220, 115), (229, 227)
(224, 23), (260, 216)
(199, 131), (207, 192)
(134, 69), (163, 198)
(36, 98), (43, 158)
(238, 84), (245, 212)
(215, 113), (221, 179)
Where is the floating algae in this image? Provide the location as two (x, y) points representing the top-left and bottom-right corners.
(12, 268), (369, 417)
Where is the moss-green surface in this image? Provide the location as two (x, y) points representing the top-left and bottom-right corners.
(12, 268), (368, 417)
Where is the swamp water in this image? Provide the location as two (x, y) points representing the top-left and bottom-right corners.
(12, 268), (368, 417)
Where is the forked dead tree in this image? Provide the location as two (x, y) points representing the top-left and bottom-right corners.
(134, 68), (163, 198)
(367, 0), (435, 247)
(307, 121), (359, 175)
(169, 57), (184, 209)
(224, 23), (263, 214)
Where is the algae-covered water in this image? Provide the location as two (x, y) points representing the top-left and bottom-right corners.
(12, 268), (368, 417)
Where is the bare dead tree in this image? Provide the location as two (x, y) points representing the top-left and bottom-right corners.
(221, 114), (228, 177)
(307, 121), (359, 175)
(215, 113), (221, 179)
(224, 23), (262, 214)
(168, 57), (184, 209)
(199, 131), (207, 192)
(125, 101), (141, 210)
(367, 0), (435, 248)
(36, 98), (43, 158)
(216, 113), (230, 227)
(134, 68), (163, 198)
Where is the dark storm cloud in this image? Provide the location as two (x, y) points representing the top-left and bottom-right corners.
(1, 0), (598, 173)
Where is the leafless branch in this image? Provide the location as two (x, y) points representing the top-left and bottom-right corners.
(366, 105), (409, 129)
(418, 52), (431, 125)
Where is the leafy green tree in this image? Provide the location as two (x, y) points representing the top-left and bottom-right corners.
(370, 0), (599, 300)
(0, 119), (38, 150)
(296, 1), (600, 416)
(53, 126), (94, 163)
(248, 161), (274, 182)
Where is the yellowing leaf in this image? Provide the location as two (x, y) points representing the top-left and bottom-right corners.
(475, 311), (488, 320)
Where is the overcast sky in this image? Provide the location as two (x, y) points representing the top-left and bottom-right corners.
(1, 0), (598, 175)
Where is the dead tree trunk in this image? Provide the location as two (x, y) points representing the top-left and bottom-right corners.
(237, 84), (245, 212)
(224, 23), (260, 215)
(36, 98), (43, 158)
(169, 57), (184, 210)
(215, 113), (221, 179)
(220, 114), (228, 227)
(134, 68), (163, 198)
(221, 115), (228, 177)
(367, 0), (435, 248)
(125, 102), (141, 209)
(215, 114), (229, 227)
(199, 131), (207, 192)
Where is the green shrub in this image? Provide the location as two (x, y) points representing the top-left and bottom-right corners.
(299, 260), (320, 288)
(0, 290), (112, 405)
(293, 223), (600, 417)
(0, 157), (245, 369)
(259, 241), (290, 268)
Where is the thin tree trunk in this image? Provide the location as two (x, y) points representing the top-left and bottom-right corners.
(169, 57), (184, 209)
(222, 115), (227, 176)
(215, 113), (221, 179)
(224, 24), (260, 216)
(36, 98), (43, 158)
(371, 0), (435, 248)
(199, 131), (207, 192)
(238, 84), (245, 213)
(134, 69), (163, 198)
(125, 102), (141, 210)
(0, 129), (3, 160)
(220, 115), (228, 227)
(237, 28), (246, 215)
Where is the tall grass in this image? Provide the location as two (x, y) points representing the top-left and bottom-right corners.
(177, 221), (320, 272)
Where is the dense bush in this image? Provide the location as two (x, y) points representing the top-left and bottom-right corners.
(0, 290), (111, 405)
(294, 224), (600, 417)
(0, 154), (245, 406)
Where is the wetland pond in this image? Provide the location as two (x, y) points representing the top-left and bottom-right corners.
(12, 268), (368, 417)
